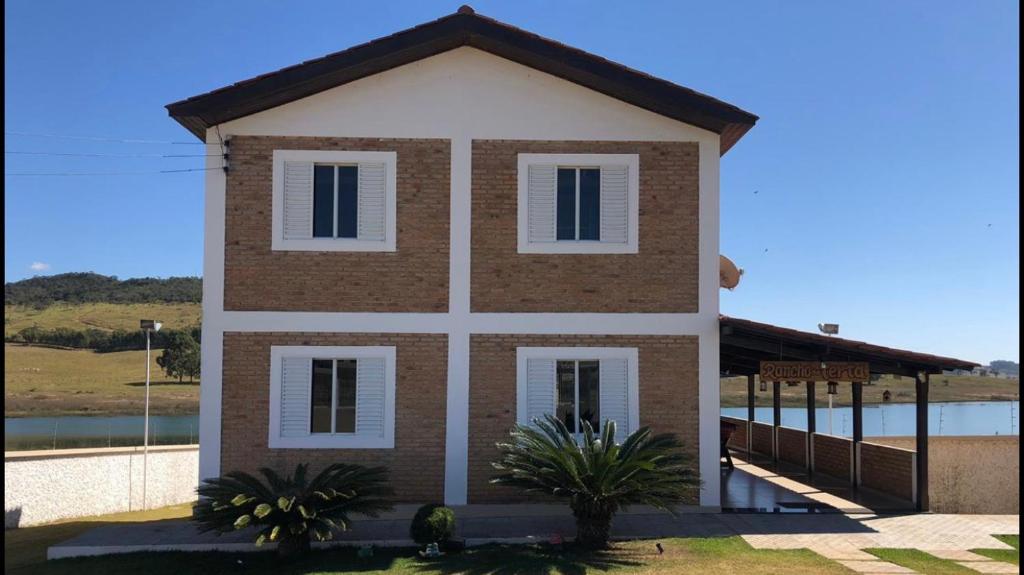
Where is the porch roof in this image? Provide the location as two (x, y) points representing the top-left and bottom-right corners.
(720, 315), (979, 378)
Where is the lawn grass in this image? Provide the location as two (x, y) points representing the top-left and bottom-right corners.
(866, 548), (976, 574)
(971, 534), (1020, 565)
(720, 374), (1020, 408)
(4, 503), (194, 574)
(4, 303), (202, 336)
(7, 511), (854, 575)
(4, 343), (199, 417)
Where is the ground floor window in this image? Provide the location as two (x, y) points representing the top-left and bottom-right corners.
(310, 359), (357, 434)
(269, 346), (395, 449)
(517, 347), (638, 442)
(556, 359), (601, 433)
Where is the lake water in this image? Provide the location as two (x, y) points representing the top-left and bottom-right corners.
(4, 414), (199, 450)
(4, 400), (1019, 450)
(721, 401), (1020, 437)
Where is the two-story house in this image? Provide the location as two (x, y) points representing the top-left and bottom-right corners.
(167, 6), (758, 510)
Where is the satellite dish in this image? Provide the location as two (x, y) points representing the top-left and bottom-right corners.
(720, 255), (743, 290)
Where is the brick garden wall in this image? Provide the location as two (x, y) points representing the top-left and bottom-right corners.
(812, 433), (852, 481)
(859, 441), (915, 502)
(467, 334), (699, 503)
(722, 416), (749, 452)
(223, 136), (451, 312)
(750, 422), (774, 458)
(470, 140), (700, 313)
(777, 427), (808, 467)
(220, 332), (448, 503)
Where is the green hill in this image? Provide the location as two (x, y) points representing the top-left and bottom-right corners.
(4, 272), (203, 418)
(5, 272), (201, 307)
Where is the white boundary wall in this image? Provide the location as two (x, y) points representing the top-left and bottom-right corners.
(202, 47), (723, 508)
(4, 445), (198, 528)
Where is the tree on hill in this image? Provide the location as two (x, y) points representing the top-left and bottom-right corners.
(989, 360), (1019, 377)
(156, 331), (201, 383)
(4, 272), (201, 308)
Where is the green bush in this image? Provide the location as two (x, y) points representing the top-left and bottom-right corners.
(409, 504), (455, 546)
(491, 415), (699, 549)
(193, 463), (393, 559)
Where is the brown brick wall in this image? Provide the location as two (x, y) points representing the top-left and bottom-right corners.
(777, 427), (808, 467)
(813, 433), (852, 480)
(221, 332), (448, 503)
(860, 441), (915, 501)
(470, 140), (699, 312)
(223, 136), (450, 312)
(722, 416), (748, 452)
(467, 334), (699, 503)
(750, 422), (774, 457)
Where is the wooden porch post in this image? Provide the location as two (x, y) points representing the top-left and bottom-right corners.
(852, 381), (863, 488)
(772, 381), (781, 461)
(747, 374), (755, 454)
(916, 373), (930, 511)
(806, 381), (816, 475)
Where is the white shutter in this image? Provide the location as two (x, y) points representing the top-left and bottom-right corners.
(527, 165), (557, 243)
(280, 357), (312, 438)
(355, 357), (386, 438)
(599, 358), (630, 443)
(600, 165), (629, 244)
(283, 161), (314, 240)
(357, 162), (387, 242)
(525, 358), (557, 427)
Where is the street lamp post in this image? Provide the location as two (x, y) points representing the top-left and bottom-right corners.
(140, 319), (162, 509)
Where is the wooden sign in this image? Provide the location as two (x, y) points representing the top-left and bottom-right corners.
(759, 361), (870, 382)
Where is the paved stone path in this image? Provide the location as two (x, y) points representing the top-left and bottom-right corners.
(722, 513), (1020, 573)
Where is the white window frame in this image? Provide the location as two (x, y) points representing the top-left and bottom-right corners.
(517, 153), (640, 254)
(271, 150), (397, 252)
(268, 345), (397, 449)
(515, 346), (640, 434)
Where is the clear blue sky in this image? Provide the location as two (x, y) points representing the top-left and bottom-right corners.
(4, 1), (1019, 363)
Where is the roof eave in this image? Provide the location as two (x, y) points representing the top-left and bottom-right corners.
(166, 11), (757, 151)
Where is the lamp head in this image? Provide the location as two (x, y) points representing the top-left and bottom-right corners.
(140, 319), (162, 332)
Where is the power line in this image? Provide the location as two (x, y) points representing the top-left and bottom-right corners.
(6, 151), (221, 158)
(5, 166), (223, 176)
(5, 131), (207, 145)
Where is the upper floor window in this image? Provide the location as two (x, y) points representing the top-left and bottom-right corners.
(517, 153), (640, 254)
(313, 165), (358, 239)
(272, 150), (397, 252)
(269, 346), (396, 449)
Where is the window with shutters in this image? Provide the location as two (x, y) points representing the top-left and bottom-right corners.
(269, 346), (396, 449)
(517, 153), (639, 254)
(271, 150), (397, 252)
(516, 347), (639, 443)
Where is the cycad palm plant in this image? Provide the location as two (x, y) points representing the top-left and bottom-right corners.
(193, 463), (393, 558)
(491, 415), (699, 549)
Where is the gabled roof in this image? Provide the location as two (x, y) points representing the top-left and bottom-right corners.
(166, 6), (758, 153)
(720, 315), (979, 377)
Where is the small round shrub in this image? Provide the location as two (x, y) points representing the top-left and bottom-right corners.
(410, 503), (455, 545)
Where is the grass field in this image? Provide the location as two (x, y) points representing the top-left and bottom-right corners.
(4, 302), (202, 336)
(720, 374), (1019, 408)
(972, 535), (1020, 565)
(4, 344), (199, 417)
(868, 538), (1020, 574)
(6, 505), (854, 575)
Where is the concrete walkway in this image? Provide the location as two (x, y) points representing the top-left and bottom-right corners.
(725, 513), (1020, 573)
(49, 509), (1019, 574)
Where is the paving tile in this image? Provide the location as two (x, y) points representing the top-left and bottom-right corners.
(957, 561), (1020, 574)
(837, 559), (918, 573)
(929, 549), (1001, 561)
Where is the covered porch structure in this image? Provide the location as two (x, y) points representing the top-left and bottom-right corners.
(719, 316), (978, 512)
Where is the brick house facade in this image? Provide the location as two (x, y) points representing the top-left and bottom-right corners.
(168, 7), (757, 509)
